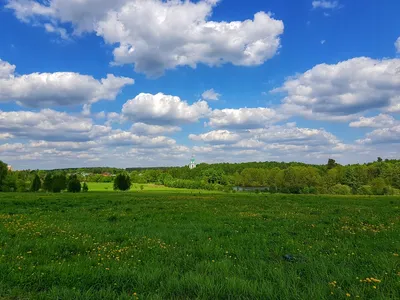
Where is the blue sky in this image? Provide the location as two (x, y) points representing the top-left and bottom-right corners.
(0, 0), (399, 169)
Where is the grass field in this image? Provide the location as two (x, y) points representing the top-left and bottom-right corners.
(86, 182), (219, 193)
(0, 192), (399, 299)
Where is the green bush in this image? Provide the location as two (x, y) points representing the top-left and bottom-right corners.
(82, 182), (89, 192)
(330, 184), (352, 195)
(357, 185), (373, 195)
(114, 173), (131, 191)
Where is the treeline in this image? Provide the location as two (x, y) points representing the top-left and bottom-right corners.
(128, 158), (400, 195)
(0, 161), (88, 193)
(1, 158), (400, 195)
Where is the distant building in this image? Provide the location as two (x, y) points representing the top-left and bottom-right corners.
(189, 156), (196, 169)
(7, 165), (12, 172)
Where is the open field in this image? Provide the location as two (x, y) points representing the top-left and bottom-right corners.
(86, 182), (220, 193)
(0, 192), (399, 299)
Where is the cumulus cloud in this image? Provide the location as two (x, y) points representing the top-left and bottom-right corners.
(274, 57), (400, 120)
(131, 123), (181, 136)
(0, 109), (111, 141)
(312, 1), (339, 9)
(6, 0), (284, 77)
(396, 37), (400, 53)
(0, 59), (16, 79)
(190, 124), (340, 148)
(122, 93), (210, 125)
(207, 107), (286, 129)
(189, 130), (241, 144)
(349, 114), (399, 128)
(358, 125), (400, 145)
(0, 58), (134, 107)
(202, 89), (221, 101)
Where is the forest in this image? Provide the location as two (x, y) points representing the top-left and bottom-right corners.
(1, 158), (400, 195)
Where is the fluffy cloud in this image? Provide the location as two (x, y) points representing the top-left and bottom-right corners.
(349, 114), (399, 128)
(396, 37), (400, 53)
(208, 107), (286, 129)
(189, 130), (241, 144)
(0, 58), (134, 107)
(0, 59), (16, 79)
(122, 93), (210, 125)
(190, 124), (359, 164)
(274, 57), (400, 120)
(131, 123), (181, 136)
(312, 1), (339, 9)
(358, 125), (400, 145)
(6, 0), (284, 77)
(190, 124), (340, 148)
(202, 89), (221, 101)
(0, 109), (111, 141)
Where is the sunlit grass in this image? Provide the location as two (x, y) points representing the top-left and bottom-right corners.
(0, 192), (399, 299)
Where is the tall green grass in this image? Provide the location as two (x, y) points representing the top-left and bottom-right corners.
(0, 192), (399, 299)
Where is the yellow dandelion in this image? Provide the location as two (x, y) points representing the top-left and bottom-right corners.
(346, 293), (351, 297)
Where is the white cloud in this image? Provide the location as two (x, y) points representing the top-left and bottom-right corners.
(274, 57), (400, 120)
(396, 37), (400, 53)
(358, 125), (400, 145)
(131, 123), (181, 136)
(44, 23), (69, 39)
(189, 130), (241, 144)
(0, 133), (14, 139)
(190, 124), (340, 148)
(0, 58), (134, 107)
(202, 89), (221, 101)
(312, 1), (339, 9)
(0, 59), (16, 79)
(6, 0), (284, 77)
(0, 109), (111, 141)
(349, 114), (399, 128)
(207, 107), (286, 129)
(122, 93), (210, 125)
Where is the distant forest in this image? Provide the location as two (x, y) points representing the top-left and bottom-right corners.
(1, 158), (400, 195)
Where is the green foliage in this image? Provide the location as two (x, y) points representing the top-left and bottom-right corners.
(67, 175), (81, 193)
(0, 160), (8, 189)
(357, 185), (373, 195)
(327, 158), (337, 170)
(113, 173), (131, 191)
(0, 173), (17, 192)
(371, 177), (387, 195)
(82, 182), (89, 192)
(43, 173), (53, 192)
(330, 184), (352, 195)
(52, 174), (67, 193)
(16, 179), (29, 192)
(30, 174), (41, 192)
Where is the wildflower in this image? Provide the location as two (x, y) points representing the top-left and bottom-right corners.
(373, 286), (376, 289)
(346, 293), (351, 297)
(394, 253), (399, 257)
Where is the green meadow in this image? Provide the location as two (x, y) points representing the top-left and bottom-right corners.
(0, 191), (399, 299)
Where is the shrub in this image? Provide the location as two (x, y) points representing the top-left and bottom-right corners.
(371, 178), (387, 195)
(330, 184), (352, 195)
(82, 182), (89, 192)
(357, 185), (373, 195)
(114, 173), (131, 191)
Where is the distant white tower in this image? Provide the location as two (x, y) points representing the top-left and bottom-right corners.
(189, 155), (196, 169)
